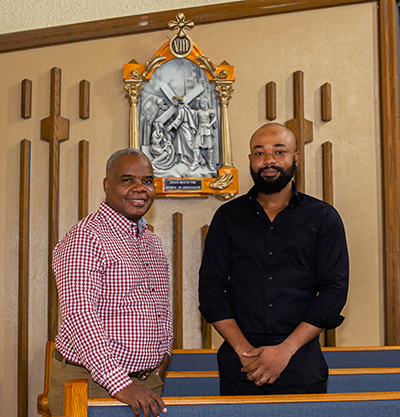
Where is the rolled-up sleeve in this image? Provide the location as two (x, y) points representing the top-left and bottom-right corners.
(302, 207), (349, 329)
(198, 208), (235, 323)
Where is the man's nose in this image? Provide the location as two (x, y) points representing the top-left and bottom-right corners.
(264, 153), (276, 165)
(130, 181), (145, 192)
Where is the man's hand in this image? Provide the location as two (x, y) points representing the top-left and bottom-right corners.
(156, 353), (171, 381)
(114, 383), (167, 417)
(241, 344), (292, 386)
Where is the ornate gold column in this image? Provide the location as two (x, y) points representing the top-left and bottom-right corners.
(124, 80), (143, 149)
(215, 81), (234, 168)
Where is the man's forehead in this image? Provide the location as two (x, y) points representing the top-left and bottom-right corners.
(252, 142), (289, 149)
(250, 126), (296, 150)
(111, 154), (153, 175)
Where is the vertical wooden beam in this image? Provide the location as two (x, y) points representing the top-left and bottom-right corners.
(173, 212), (183, 349)
(78, 140), (89, 220)
(18, 139), (30, 417)
(321, 83), (332, 122)
(200, 225), (212, 349)
(266, 81), (276, 120)
(285, 70), (313, 193)
(322, 141), (336, 347)
(378, 0), (400, 345)
(21, 79), (32, 119)
(322, 142), (333, 205)
(41, 67), (70, 341)
(79, 80), (90, 119)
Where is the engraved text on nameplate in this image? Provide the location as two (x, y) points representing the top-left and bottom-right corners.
(165, 179), (202, 191)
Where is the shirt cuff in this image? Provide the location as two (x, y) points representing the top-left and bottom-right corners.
(101, 367), (133, 397)
(302, 306), (345, 330)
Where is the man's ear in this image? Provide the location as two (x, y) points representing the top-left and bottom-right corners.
(294, 151), (301, 166)
(103, 178), (109, 195)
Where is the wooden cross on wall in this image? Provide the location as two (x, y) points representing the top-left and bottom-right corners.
(286, 70), (313, 193)
(41, 67), (70, 341)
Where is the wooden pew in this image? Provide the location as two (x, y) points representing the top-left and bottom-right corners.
(64, 379), (400, 417)
(39, 344), (400, 415)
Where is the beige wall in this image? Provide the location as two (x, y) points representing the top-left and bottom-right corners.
(0, 3), (382, 415)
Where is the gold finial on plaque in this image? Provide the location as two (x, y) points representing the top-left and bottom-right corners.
(168, 13), (194, 58)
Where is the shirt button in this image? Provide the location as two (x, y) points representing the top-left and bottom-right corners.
(268, 331), (272, 335)
(268, 251), (273, 256)
(158, 314), (161, 318)
(268, 303), (273, 308)
(269, 226), (274, 231)
(151, 288), (155, 292)
(268, 276), (273, 281)
(145, 263), (149, 267)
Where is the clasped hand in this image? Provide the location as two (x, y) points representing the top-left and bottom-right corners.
(240, 344), (292, 386)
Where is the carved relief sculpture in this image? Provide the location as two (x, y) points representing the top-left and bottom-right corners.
(123, 13), (238, 198)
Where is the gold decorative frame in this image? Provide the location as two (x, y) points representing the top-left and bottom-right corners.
(123, 14), (238, 199)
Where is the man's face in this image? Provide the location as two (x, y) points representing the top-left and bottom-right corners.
(249, 125), (300, 195)
(103, 155), (155, 223)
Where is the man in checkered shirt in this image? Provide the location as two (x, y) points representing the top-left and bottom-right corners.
(48, 149), (173, 417)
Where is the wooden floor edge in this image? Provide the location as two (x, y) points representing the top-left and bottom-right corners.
(88, 391), (400, 406)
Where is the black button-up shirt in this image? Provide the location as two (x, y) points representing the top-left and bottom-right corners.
(198, 183), (349, 338)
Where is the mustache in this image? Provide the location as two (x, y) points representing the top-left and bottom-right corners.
(258, 165), (285, 175)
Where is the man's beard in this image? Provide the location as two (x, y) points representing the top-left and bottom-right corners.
(250, 158), (297, 195)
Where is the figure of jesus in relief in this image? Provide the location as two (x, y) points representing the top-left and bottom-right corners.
(165, 96), (197, 166)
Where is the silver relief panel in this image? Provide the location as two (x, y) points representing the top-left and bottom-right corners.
(139, 58), (221, 178)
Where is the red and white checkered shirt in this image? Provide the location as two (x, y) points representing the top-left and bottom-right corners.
(53, 202), (173, 396)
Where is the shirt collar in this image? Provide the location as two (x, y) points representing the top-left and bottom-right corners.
(99, 202), (148, 235)
(247, 181), (300, 208)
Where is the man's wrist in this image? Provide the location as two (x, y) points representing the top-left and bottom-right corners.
(233, 340), (254, 356)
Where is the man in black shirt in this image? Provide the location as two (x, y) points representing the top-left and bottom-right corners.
(198, 123), (349, 395)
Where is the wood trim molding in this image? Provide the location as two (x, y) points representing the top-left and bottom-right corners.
(378, 0), (400, 345)
(171, 346), (400, 353)
(2, 0), (398, 345)
(0, 0), (371, 54)
(88, 391), (400, 406)
(165, 368), (400, 378)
